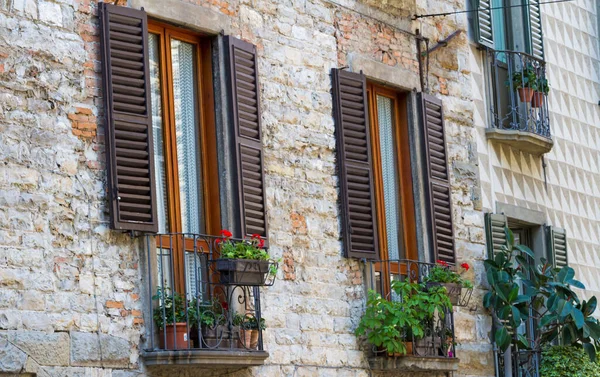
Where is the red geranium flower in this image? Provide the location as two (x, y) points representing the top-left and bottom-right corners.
(437, 260), (449, 267)
(258, 239), (265, 248)
(461, 263), (470, 271)
(251, 233), (261, 239)
(215, 238), (223, 244)
(221, 229), (232, 238)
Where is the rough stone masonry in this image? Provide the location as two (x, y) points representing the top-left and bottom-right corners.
(0, 0), (493, 376)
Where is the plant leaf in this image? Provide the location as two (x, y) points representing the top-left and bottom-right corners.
(583, 342), (597, 363)
(571, 308), (585, 329)
(495, 326), (510, 352)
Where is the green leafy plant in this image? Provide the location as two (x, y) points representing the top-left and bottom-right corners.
(152, 287), (189, 328)
(540, 346), (600, 377)
(218, 230), (270, 260)
(424, 260), (473, 289)
(506, 66), (538, 90)
(536, 77), (550, 94)
(483, 227), (600, 361)
(234, 313), (266, 330)
(355, 280), (452, 355)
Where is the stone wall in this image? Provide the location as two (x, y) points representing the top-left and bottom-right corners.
(0, 0), (494, 376)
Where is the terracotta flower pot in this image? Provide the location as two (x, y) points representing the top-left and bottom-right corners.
(517, 87), (534, 102)
(159, 323), (189, 350)
(531, 91), (544, 108)
(387, 342), (412, 357)
(426, 282), (462, 305)
(239, 328), (259, 349)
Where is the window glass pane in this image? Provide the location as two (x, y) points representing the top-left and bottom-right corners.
(171, 39), (205, 234)
(492, 0), (506, 51)
(149, 33), (169, 233)
(376, 95), (404, 260)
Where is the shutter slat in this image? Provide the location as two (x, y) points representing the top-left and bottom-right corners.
(528, 0), (544, 59)
(475, 0), (495, 48)
(419, 93), (455, 264)
(227, 36), (268, 243)
(333, 69), (378, 260)
(100, 3), (157, 233)
(547, 226), (568, 269)
(485, 213), (507, 257)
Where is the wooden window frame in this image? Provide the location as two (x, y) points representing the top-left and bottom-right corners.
(366, 83), (417, 294)
(149, 20), (221, 293)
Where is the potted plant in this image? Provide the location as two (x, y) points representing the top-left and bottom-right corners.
(423, 261), (473, 306)
(531, 77), (549, 108)
(216, 230), (276, 285)
(190, 298), (229, 348)
(152, 287), (190, 350)
(507, 66), (538, 102)
(234, 313), (265, 349)
(355, 280), (452, 357)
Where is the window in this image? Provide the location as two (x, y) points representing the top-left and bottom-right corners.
(332, 70), (456, 295)
(475, 0), (544, 59)
(366, 84), (417, 263)
(147, 22), (220, 294)
(148, 22), (220, 236)
(99, 4), (268, 292)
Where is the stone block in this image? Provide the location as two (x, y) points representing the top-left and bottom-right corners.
(0, 338), (27, 373)
(1, 330), (69, 366)
(70, 332), (130, 367)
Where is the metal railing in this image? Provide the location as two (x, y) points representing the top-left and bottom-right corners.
(495, 348), (541, 377)
(486, 50), (550, 138)
(144, 233), (270, 352)
(364, 259), (459, 358)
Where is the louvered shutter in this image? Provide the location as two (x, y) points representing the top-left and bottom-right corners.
(99, 3), (157, 232)
(418, 93), (455, 264)
(546, 226), (568, 269)
(225, 37), (268, 241)
(528, 0), (545, 59)
(332, 69), (378, 260)
(485, 213), (507, 257)
(474, 0), (494, 48)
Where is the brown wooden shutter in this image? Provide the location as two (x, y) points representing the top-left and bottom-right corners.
(418, 93), (455, 264)
(99, 3), (157, 233)
(332, 69), (378, 260)
(225, 36), (268, 240)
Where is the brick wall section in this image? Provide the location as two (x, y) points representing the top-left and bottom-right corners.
(0, 0), (493, 375)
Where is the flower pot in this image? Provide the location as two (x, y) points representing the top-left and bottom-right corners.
(517, 87), (534, 102)
(531, 91), (544, 108)
(386, 342), (412, 357)
(159, 323), (189, 350)
(201, 324), (232, 348)
(426, 282), (462, 306)
(238, 328), (259, 349)
(216, 259), (270, 285)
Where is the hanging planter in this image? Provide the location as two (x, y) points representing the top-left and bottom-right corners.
(423, 261), (473, 307)
(215, 230), (278, 286)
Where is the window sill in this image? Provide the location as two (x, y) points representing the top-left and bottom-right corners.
(368, 356), (460, 372)
(486, 128), (554, 155)
(143, 349), (269, 369)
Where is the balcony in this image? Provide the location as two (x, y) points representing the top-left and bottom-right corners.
(362, 259), (462, 373)
(485, 50), (553, 155)
(142, 233), (270, 369)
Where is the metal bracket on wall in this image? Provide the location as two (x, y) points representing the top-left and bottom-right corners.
(421, 30), (463, 57)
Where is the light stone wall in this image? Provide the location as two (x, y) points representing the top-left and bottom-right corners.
(471, 0), (600, 303)
(0, 0), (494, 376)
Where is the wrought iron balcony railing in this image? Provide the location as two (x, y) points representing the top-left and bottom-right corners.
(143, 233), (267, 353)
(364, 259), (462, 359)
(486, 50), (550, 139)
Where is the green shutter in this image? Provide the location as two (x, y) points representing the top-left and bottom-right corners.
(528, 0), (544, 59)
(485, 213), (507, 258)
(546, 226), (568, 268)
(474, 0), (495, 48)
